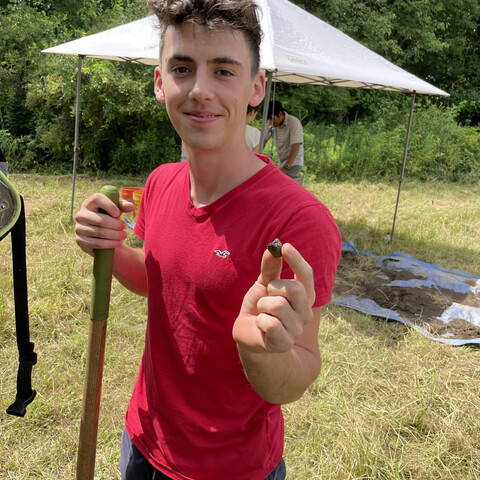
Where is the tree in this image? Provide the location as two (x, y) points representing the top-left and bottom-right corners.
(0, 0), (177, 171)
(291, 0), (480, 125)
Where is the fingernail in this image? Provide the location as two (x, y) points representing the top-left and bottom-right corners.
(282, 243), (294, 257)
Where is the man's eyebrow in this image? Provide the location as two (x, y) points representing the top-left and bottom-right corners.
(209, 56), (242, 67)
(167, 54), (194, 63)
(166, 54), (243, 68)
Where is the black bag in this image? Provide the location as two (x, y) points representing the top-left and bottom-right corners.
(1, 170), (37, 417)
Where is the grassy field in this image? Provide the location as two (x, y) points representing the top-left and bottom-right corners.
(1, 174), (479, 479)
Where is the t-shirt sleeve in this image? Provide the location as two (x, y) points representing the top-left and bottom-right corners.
(133, 175), (151, 241)
(252, 127), (261, 148)
(290, 117), (304, 146)
(278, 203), (341, 308)
(245, 125), (261, 149)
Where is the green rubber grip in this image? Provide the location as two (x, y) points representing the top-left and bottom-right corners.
(90, 185), (119, 321)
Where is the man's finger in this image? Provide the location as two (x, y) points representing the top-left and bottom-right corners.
(257, 246), (283, 286)
(85, 193), (121, 218)
(280, 243), (316, 306)
(119, 199), (135, 214)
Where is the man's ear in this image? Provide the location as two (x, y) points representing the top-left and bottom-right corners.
(249, 71), (265, 108)
(154, 66), (166, 104)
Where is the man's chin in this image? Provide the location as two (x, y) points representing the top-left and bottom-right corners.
(183, 139), (222, 154)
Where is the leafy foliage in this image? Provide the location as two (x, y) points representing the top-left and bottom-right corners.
(302, 104), (480, 183)
(0, 0), (176, 173)
(292, 0), (480, 125)
(0, 0), (479, 180)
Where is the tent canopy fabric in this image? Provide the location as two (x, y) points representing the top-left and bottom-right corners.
(41, 0), (448, 229)
(43, 16), (161, 66)
(42, 0), (448, 97)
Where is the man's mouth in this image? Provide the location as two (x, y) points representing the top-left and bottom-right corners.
(188, 112), (219, 119)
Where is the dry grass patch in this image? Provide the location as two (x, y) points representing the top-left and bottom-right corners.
(284, 307), (480, 479)
(1, 175), (480, 479)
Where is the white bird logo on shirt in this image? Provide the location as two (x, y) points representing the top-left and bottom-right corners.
(214, 250), (230, 258)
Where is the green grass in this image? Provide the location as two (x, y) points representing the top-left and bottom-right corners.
(1, 174), (480, 479)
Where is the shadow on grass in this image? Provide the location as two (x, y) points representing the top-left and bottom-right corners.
(324, 302), (412, 349)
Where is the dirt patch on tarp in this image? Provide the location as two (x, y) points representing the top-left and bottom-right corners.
(334, 251), (480, 340)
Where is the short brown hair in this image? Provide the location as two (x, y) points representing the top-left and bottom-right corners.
(149, 0), (262, 75)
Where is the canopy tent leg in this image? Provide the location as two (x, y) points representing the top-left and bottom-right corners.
(70, 55), (85, 224)
(258, 71), (273, 155)
(390, 91), (416, 243)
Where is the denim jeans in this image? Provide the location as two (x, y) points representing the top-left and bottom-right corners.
(120, 427), (286, 480)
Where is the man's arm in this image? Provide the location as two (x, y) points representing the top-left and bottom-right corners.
(75, 193), (148, 296)
(281, 143), (300, 172)
(112, 243), (147, 296)
(232, 243), (321, 404)
(236, 307), (321, 404)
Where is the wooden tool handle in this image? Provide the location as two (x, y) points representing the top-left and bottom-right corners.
(76, 319), (107, 479)
(76, 185), (119, 480)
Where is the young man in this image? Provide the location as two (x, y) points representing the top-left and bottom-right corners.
(75, 1), (341, 479)
(266, 100), (304, 178)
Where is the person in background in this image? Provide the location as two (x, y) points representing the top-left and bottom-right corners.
(75, 1), (341, 479)
(245, 104), (261, 152)
(266, 100), (304, 178)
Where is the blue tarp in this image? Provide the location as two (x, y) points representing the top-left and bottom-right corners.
(333, 242), (480, 346)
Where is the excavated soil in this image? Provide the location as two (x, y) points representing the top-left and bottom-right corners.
(334, 251), (480, 340)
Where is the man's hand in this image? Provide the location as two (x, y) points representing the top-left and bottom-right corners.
(233, 242), (315, 354)
(75, 193), (134, 256)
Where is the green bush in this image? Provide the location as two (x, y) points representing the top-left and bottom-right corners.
(304, 105), (480, 183)
(1, 2), (479, 182)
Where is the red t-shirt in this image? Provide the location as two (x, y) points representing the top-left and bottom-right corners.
(128, 156), (341, 480)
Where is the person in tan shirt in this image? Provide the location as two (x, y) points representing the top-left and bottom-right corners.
(266, 100), (304, 177)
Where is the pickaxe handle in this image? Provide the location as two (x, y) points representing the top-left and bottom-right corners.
(76, 185), (119, 480)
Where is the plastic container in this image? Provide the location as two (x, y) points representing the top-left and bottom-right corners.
(121, 187), (143, 224)
(121, 187), (143, 202)
(133, 189), (144, 218)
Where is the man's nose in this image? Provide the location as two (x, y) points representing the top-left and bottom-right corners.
(189, 68), (214, 102)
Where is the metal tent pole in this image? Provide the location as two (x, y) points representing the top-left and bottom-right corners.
(390, 91), (416, 243)
(70, 55), (85, 224)
(258, 71), (273, 155)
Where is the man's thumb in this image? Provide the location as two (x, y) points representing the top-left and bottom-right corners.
(258, 247), (283, 286)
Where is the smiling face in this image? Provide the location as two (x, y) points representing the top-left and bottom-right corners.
(154, 23), (265, 155)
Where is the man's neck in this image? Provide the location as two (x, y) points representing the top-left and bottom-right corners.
(186, 144), (266, 207)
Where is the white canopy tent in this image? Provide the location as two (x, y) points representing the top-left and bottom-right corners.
(42, 0), (448, 237)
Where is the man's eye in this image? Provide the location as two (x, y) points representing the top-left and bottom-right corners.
(172, 66), (189, 74)
(217, 69), (233, 77)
